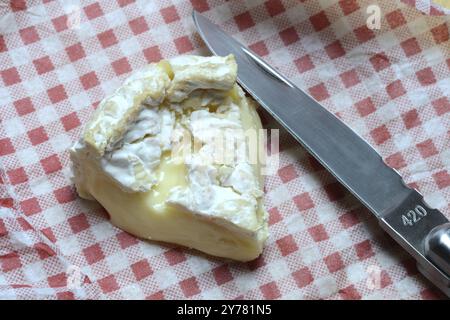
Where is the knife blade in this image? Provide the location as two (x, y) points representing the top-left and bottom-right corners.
(192, 10), (450, 297)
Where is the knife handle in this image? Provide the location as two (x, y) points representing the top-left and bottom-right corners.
(419, 222), (450, 297)
(424, 223), (450, 276)
(378, 190), (450, 297)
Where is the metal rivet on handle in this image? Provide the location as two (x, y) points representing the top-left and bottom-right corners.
(424, 222), (450, 276)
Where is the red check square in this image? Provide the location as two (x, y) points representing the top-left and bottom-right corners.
(386, 80), (406, 99)
(294, 193), (314, 211)
(1, 67), (21, 86)
(385, 152), (407, 169)
(265, 0), (285, 17)
(143, 46), (162, 63)
(190, 0), (209, 12)
(417, 139), (438, 158)
(56, 292), (75, 300)
(164, 249), (186, 266)
(278, 164), (298, 183)
(268, 207), (282, 225)
(355, 240), (374, 260)
(17, 217), (32, 231)
(41, 227), (56, 242)
(401, 38), (421, 57)
(339, 210), (360, 229)
(371, 125), (391, 145)
(117, 231), (138, 249)
(325, 40), (345, 59)
(279, 27), (299, 46)
(20, 198), (41, 216)
(112, 58), (131, 76)
(276, 235), (298, 256)
(340, 285), (361, 300)
(386, 9), (406, 29)
(431, 24), (449, 44)
(66, 43), (86, 62)
(339, 0), (359, 15)
(433, 171), (450, 189)
(47, 85), (68, 104)
(7, 167), (28, 185)
(48, 273), (67, 288)
(310, 11), (330, 32)
(0, 219), (7, 236)
(249, 41), (269, 57)
(54, 186), (75, 204)
(247, 255), (266, 271)
(0, 138), (15, 156)
(98, 30), (118, 48)
(68, 213), (90, 234)
(28, 127), (49, 145)
(355, 97), (376, 117)
(416, 67), (436, 86)
(33, 56), (54, 75)
(20, 26), (40, 44)
(0, 198), (13, 209)
(118, 0), (134, 7)
(180, 277), (200, 298)
(260, 282), (281, 299)
(213, 265), (233, 285)
(34, 242), (56, 259)
(234, 12), (255, 31)
(14, 97), (35, 116)
(80, 71), (99, 90)
(324, 252), (344, 273)
(309, 83), (330, 101)
(84, 244), (105, 265)
(10, 0), (27, 12)
(293, 267), (313, 288)
(84, 3), (103, 20)
(98, 275), (119, 293)
(0, 35), (5, 52)
(308, 224), (329, 242)
(295, 55), (314, 73)
(354, 25), (375, 42)
(340, 69), (360, 88)
(132, 260), (153, 281)
(61, 112), (81, 131)
(129, 17), (149, 35)
(1, 252), (22, 272)
(52, 15), (68, 32)
(432, 97), (450, 115)
(369, 53), (390, 72)
(174, 36), (193, 54)
(402, 109), (421, 129)
(160, 6), (180, 24)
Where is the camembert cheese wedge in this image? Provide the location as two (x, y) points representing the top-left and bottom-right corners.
(70, 55), (268, 261)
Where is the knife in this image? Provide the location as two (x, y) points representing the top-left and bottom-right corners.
(192, 11), (450, 297)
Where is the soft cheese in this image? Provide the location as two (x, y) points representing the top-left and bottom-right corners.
(100, 107), (175, 192)
(70, 55), (268, 261)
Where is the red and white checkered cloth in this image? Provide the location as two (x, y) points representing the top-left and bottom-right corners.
(0, 0), (449, 300)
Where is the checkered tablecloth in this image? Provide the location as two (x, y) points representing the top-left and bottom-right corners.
(0, 0), (449, 300)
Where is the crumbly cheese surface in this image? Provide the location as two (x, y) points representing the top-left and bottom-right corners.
(100, 107), (175, 192)
(70, 55), (268, 261)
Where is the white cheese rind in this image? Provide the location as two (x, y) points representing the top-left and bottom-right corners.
(82, 63), (170, 156)
(70, 55), (268, 261)
(99, 107), (175, 192)
(167, 55), (237, 103)
(166, 99), (263, 234)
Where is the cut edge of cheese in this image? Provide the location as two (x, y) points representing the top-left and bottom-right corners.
(82, 62), (171, 158)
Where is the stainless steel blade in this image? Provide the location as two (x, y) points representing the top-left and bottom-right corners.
(193, 11), (450, 296)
